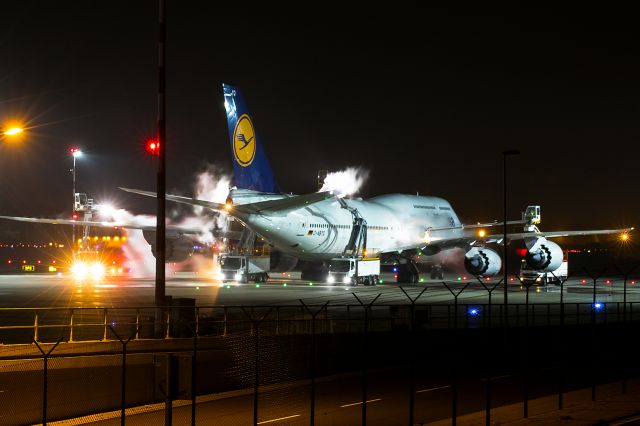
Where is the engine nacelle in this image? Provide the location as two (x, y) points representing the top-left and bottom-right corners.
(525, 238), (562, 272)
(464, 247), (502, 277)
(142, 231), (195, 263)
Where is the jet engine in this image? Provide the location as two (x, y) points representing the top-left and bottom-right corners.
(142, 231), (195, 263)
(525, 238), (563, 272)
(464, 247), (502, 277)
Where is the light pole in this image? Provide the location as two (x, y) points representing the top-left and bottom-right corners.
(502, 149), (520, 320)
(69, 148), (82, 255)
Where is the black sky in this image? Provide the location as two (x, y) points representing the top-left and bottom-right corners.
(0, 3), (638, 241)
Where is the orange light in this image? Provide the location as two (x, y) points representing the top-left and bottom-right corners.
(224, 203), (232, 211)
(478, 229), (486, 238)
(621, 233), (630, 241)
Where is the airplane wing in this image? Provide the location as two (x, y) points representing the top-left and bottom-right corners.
(0, 215), (235, 237)
(391, 227), (634, 254)
(119, 187), (334, 216)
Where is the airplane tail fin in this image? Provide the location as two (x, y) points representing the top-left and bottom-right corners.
(223, 84), (279, 194)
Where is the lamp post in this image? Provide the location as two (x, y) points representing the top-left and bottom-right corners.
(69, 148), (82, 255)
(502, 149), (520, 322)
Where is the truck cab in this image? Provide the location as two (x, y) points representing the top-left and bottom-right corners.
(218, 254), (270, 283)
(327, 258), (380, 286)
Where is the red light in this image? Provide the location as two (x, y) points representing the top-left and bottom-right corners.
(52, 260), (56, 264)
(7, 260), (12, 264)
(485, 277), (490, 281)
(37, 260), (42, 264)
(394, 274), (398, 279)
(146, 139), (160, 156)
(69, 147), (78, 153)
(581, 279), (587, 284)
(22, 260), (26, 264)
(632, 281), (636, 285)
(516, 248), (528, 257)
(510, 277), (514, 281)
(72, 213), (78, 220)
(606, 280), (611, 285)
(462, 276), (467, 280)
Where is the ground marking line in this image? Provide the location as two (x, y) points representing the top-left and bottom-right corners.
(257, 414), (301, 424)
(416, 385), (451, 393)
(340, 398), (382, 408)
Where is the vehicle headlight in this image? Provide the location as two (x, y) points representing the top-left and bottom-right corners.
(90, 262), (105, 279)
(343, 276), (351, 284)
(71, 262), (89, 279)
(327, 275), (335, 284)
(234, 273), (242, 281)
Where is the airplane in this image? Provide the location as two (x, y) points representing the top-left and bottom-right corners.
(119, 83), (633, 283)
(0, 83), (632, 283)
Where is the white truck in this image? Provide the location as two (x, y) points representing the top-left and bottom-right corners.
(519, 258), (568, 285)
(327, 258), (380, 286)
(218, 254), (270, 283)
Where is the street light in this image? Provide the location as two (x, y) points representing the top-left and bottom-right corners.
(3, 127), (23, 136)
(502, 149), (520, 319)
(70, 148), (83, 253)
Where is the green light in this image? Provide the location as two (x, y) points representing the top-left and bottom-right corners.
(419, 278), (424, 283)
(226, 285), (231, 289)
(309, 282), (313, 286)
(457, 276), (461, 281)
(379, 280), (384, 283)
(256, 284), (260, 288)
(283, 283), (287, 287)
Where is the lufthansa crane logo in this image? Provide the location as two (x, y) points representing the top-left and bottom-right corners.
(233, 114), (256, 167)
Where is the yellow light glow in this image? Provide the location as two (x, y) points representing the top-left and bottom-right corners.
(3, 127), (23, 136)
(621, 233), (630, 241)
(224, 203), (232, 211)
(478, 229), (486, 238)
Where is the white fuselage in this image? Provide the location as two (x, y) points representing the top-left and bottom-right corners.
(231, 191), (464, 260)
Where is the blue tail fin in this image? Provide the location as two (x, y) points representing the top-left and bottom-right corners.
(223, 84), (279, 193)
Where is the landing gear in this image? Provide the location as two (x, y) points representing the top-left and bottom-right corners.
(396, 262), (420, 284)
(430, 265), (444, 280)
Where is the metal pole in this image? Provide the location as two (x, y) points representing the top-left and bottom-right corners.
(503, 153), (507, 313)
(72, 154), (76, 253)
(254, 319), (259, 426)
(154, 0), (167, 337)
(192, 333), (197, 426)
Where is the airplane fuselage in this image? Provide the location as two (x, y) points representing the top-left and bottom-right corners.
(233, 192), (464, 260)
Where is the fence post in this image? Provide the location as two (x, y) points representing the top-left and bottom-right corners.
(135, 309), (140, 340)
(69, 308), (75, 342)
(441, 281), (470, 426)
(478, 278), (502, 426)
(549, 270), (570, 410)
(34, 310), (39, 343)
(223, 306), (228, 337)
(108, 326), (133, 426)
(103, 308), (108, 341)
(585, 267), (606, 402)
(399, 287), (427, 426)
(352, 293), (381, 426)
(241, 307), (273, 426)
(301, 301), (329, 426)
(33, 337), (62, 426)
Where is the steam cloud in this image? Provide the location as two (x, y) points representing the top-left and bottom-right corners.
(319, 167), (369, 197)
(99, 165), (232, 277)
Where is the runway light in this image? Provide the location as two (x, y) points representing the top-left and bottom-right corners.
(582, 279), (587, 284)
(392, 267), (397, 272)
(457, 276), (461, 281)
(255, 284), (260, 288)
(196, 286), (200, 290)
(605, 280), (611, 285)
(468, 308), (480, 316)
(379, 280), (384, 283)
(593, 302), (604, 312)
(309, 282), (313, 286)
(632, 280), (637, 285)
(419, 278), (425, 283)
(283, 283), (287, 287)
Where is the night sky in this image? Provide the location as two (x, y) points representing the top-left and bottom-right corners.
(0, 3), (638, 242)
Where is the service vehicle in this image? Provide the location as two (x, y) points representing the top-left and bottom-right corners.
(218, 254), (270, 283)
(519, 257), (568, 285)
(327, 257), (380, 286)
